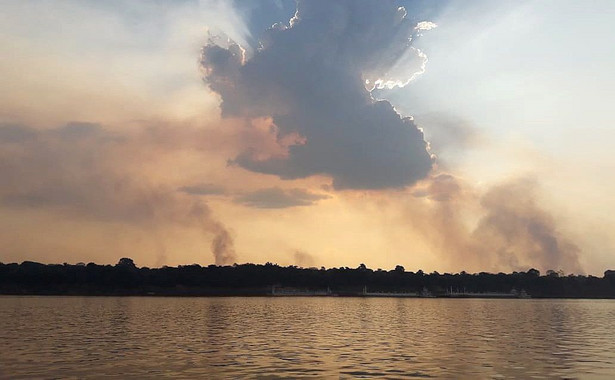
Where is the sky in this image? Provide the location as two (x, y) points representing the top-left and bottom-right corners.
(1, 0), (614, 275)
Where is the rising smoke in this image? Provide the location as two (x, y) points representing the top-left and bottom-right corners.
(0, 122), (237, 265)
(189, 202), (237, 265)
(410, 175), (582, 273)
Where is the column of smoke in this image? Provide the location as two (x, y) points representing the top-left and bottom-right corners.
(411, 175), (582, 273)
(189, 202), (236, 265)
(211, 227), (236, 265)
(0, 122), (238, 266)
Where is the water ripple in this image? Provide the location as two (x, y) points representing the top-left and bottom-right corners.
(1, 297), (615, 378)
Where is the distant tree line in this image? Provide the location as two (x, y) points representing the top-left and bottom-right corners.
(1, 259), (615, 298)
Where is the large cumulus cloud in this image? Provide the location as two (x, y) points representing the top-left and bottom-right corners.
(202, 0), (434, 190)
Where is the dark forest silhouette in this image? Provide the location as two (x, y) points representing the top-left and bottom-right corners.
(1, 259), (615, 298)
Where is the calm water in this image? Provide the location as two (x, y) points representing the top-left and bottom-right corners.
(1, 297), (615, 379)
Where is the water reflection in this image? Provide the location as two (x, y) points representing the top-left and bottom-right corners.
(1, 297), (615, 378)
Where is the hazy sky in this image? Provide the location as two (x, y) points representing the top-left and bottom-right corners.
(1, 0), (614, 274)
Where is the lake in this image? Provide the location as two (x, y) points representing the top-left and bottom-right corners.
(1, 296), (614, 378)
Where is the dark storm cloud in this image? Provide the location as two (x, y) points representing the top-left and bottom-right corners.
(0, 123), (237, 265)
(202, 0), (434, 190)
(234, 187), (329, 209)
(230, 0), (296, 49)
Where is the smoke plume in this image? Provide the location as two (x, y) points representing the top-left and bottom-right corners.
(410, 175), (582, 273)
(189, 202), (237, 265)
(293, 250), (316, 268)
(0, 122), (237, 265)
(211, 229), (236, 266)
(473, 179), (581, 273)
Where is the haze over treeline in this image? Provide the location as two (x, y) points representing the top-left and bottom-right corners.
(2, 259), (615, 298)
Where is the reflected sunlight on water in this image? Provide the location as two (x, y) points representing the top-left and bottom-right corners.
(1, 297), (615, 378)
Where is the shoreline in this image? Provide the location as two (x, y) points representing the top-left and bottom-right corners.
(2, 292), (615, 299)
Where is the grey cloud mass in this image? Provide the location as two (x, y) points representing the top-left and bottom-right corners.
(202, 0), (433, 190)
(235, 187), (329, 209)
